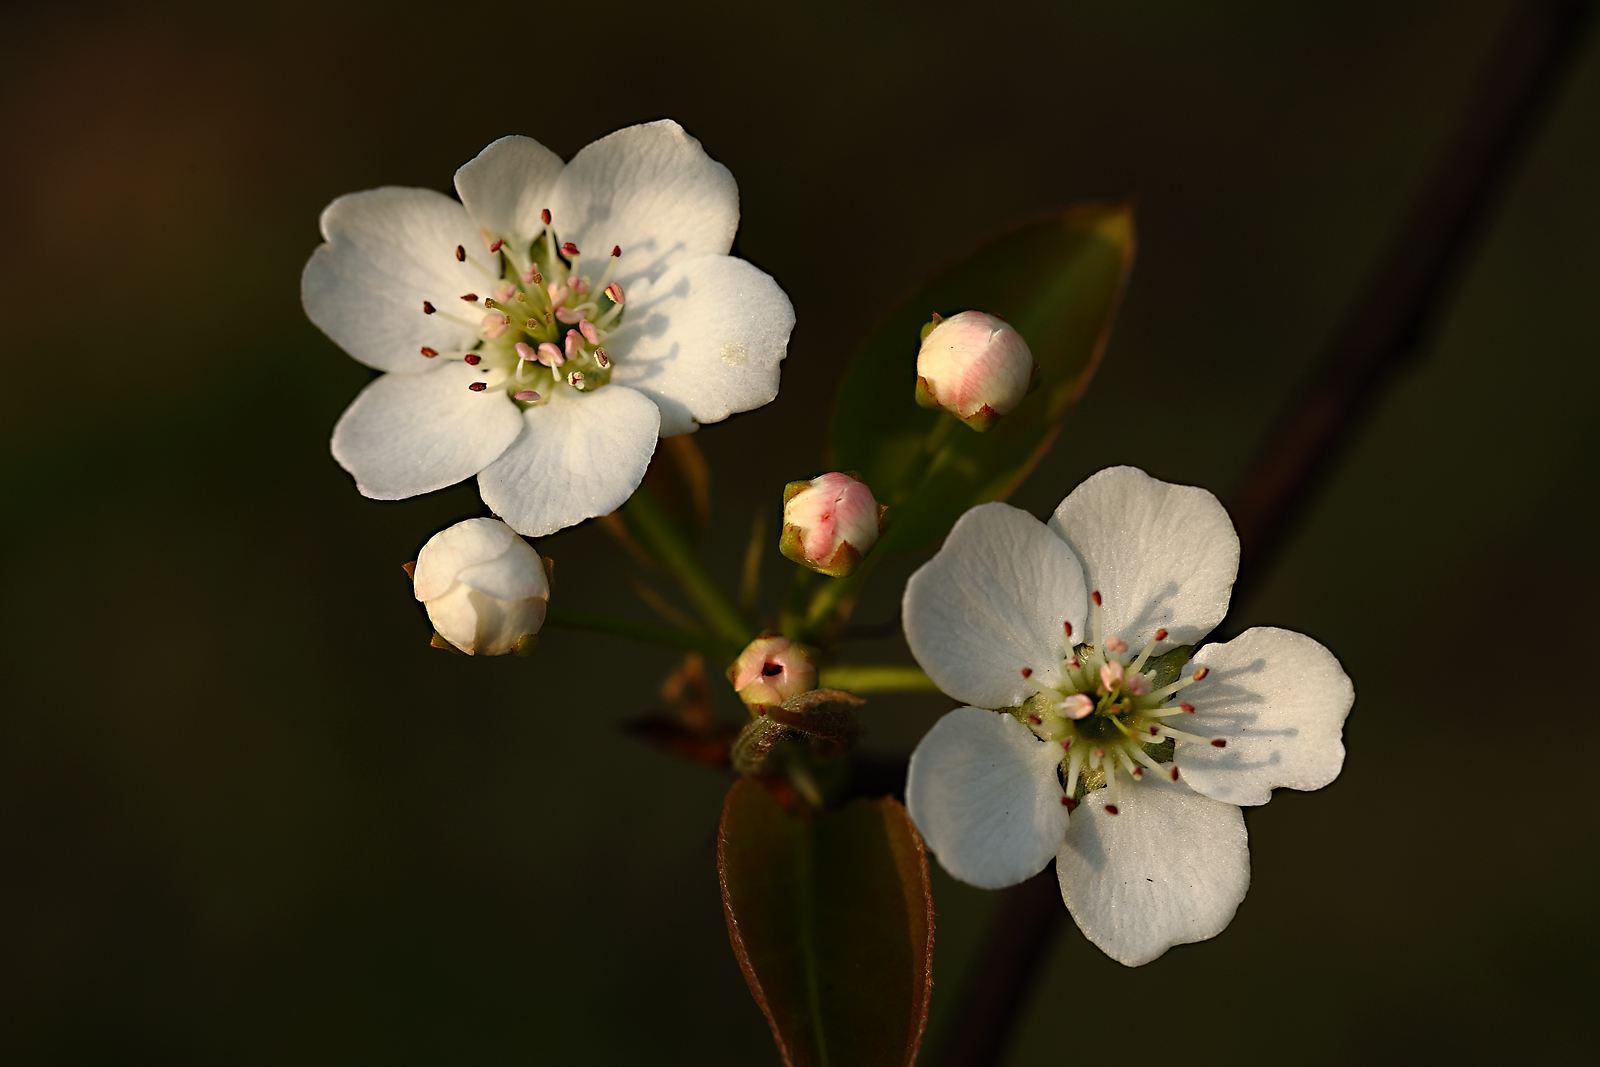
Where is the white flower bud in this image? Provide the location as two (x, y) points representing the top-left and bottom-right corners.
(413, 518), (549, 655)
(779, 472), (886, 578)
(915, 310), (1035, 430)
(727, 635), (818, 708)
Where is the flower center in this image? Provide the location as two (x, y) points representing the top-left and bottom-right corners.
(418, 208), (626, 405)
(1016, 590), (1225, 815)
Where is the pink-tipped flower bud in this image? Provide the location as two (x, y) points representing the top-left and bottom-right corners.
(727, 635), (817, 708)
(413, 518), (549, 656)
(779, 472), (886, 578)
(914, 310), (1036, 431)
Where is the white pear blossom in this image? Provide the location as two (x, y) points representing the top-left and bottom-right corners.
(414, 517), (549, 655)
(304, 121), (796, 536)
(915, 310), (1034, 429)
(727, 635), (818, 708)
(779, 472), (885, 577)
(902, 466), (1353, 966)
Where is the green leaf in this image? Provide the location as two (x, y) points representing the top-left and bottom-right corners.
(828, 203), (1135, 550)
(718, 780), (934, 1067)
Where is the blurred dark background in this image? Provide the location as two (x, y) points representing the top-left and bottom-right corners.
(3, 0), (1597, 1062)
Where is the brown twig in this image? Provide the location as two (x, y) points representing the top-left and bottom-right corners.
(935, 3), (1593, 1065)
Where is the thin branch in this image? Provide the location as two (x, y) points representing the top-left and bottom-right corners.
(935, 4), (1593, 1065)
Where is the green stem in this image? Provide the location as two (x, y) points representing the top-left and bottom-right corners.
(818, 664), (941, 694)
(545, 605), (736, 659)
(622, 488), (751, 647)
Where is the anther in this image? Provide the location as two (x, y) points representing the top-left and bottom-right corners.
(1180, 702), (1195, 714)
(604, 282), (624, 305)
(561, 241), (579, 257)
(420, 346), (438, 358)
(1210, 738), (1227, 748)
(1104, 804), (1120, 816)
(514, 389), (541, 403)
(1169, 767), (1180, 781)
(463, 353), (481, 365)
(568, 370), (587, 389)
(460, 293), (479, 303)
(1154, 628), (1168, 641)
(1027, 714), (1042, 725)
(422, 301), (436, 315)
(1131, 767), (1145, 779)
(540, 208), (552, 225)
(536, 342), (564, 367)
(489, 239), (504, 253)
(1149, 725), (1160, 736)
(1060, 796), (1077, 810)
(1105, 636), (1128, 654)
(579, 319), (600, 345)
(1063, 620), (1073, 638)
(467, 382), (487, 392)
(1091, 590), (1103, 606)
(455, 245), (466, 262)
(610, 244), (621, 257)
(1060, 694), (1094, 720)
(1021, 668), (1033, 679)
(594, 348), (611, 369)
(1193, 666), (1210, 681)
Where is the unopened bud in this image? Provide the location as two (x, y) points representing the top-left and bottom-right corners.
(914, 310), (1035, 431)
(779, 472), (885, 578)
(413, 518), (549, 656)
(727, 635), (817, 708)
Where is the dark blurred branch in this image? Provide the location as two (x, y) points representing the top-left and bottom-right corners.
(936, 3), (1593, 1065)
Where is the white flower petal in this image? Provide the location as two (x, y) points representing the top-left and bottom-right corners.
(613, 256), (794, 435)
(414, 517), (547, 603)
(546, 120), (738, 289)
(906, 707), (1070, 889)
(903, 504), (1088, 709)
(331, 363), (524, 500)
(1049, 466), (1238, 651)
(477, 385), (660, 536)
(454, 135), (566, 251)
(303, 188), (485, 372)
(1175, 627), (1354, 806)
(1057, 776), (1249, 966)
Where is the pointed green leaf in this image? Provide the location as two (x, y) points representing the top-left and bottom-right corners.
(829, 203), (1135, 550)
(718, 781), (934, 1067)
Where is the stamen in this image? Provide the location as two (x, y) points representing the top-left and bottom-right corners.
(1021, 668), (1033, 678)
(1193, 666), (1210, 681)
(561, 242), (579, 257)
(611, 244), (621, 257)
(1060, 796), (1077, 810)
(422, 301), (436, 315)
(594, 348), (611, 369)
(1099, 660), (1124, 691)
(463, 353), (481, 366)
(604, 282), (624, 305)
(1059, 694), (1094, 720)
(514, 389), (541, 403)
(420, 347), (438, 358)
(1063, 747), (1084, 796)
(1210, 738), (1228, 748)
(1104, 804), (1120, 816)
(568, 370), (587, 389)
(536, 342), (565, 368)
(455, 244), (466, 262)
(467, 381), (487, 392)
(579, 319), (600, 345)
(460, 293), (479, 303)
(489, 239), (504, 253)
(540, 208), (552, 225)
